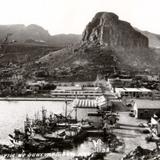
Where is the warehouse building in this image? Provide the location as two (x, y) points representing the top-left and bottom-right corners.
(72, 97), (107, 127)
(133, 100), (160, 119)
(115, 88), (152, 99)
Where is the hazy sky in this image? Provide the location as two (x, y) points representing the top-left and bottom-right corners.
(0, 0), (160, 35)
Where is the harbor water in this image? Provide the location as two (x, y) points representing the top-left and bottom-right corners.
(0, 100), (74, 144)
(0, 100), (103, 160)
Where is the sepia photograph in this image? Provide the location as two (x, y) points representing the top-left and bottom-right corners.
(0, 0), (160, 159)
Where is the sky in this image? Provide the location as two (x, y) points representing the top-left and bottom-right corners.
(0, 0), (160, 35)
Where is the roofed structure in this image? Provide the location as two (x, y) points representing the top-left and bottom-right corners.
(73, 99), (98, 108)
(134, 100), (160, 109)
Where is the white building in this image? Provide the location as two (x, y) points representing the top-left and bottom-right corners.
(133, 100), (160, 119)
(115, 88), (152, 99)
(72, 97), (107, 127)
(51, 86), (103, 99)
(147, 75), (159, 81)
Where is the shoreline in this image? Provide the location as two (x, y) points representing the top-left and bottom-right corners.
(0, 97), (73, 101)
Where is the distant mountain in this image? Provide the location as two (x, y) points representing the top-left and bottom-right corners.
(1, 23), (160, 49)
(137, 30), (160, 48)
(0, 24), (81, 47)
(0, 24), (50, 43)
(49, 34), (81, 47)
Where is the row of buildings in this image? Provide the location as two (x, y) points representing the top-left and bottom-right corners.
(107, 75), (160, 120)
(49, 79), (117, 128)
(50, 85), (103, 99)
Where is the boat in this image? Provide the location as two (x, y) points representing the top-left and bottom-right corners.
(4, 104), (88, 153)
(1, 99), (97, 155)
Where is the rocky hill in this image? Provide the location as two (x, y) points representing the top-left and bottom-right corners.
(122, 146), (160, 160)
(38, 12), (160, 81)
(82, 12), (148, 48)
(1, 12), (160, 81)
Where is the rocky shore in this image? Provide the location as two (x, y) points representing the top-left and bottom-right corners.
(122, 146), (160, 160)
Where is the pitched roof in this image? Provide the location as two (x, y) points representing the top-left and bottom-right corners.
(73, 99), (98, 108)
(116, 88), (152, 92)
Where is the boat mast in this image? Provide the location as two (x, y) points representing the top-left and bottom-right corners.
(65, 99), (67, 118)
(75, 107), (77, 121)
(42, 107), (47, 124)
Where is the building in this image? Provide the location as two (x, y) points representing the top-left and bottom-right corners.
(115, 88), (152, 99)
(108, 77), (133, 90)
(94, 74), (107, 87)
(96, 96), (108, 108)
(133, 100), (160, 119)
(11, 74), (23, 83)
(55, 86), (102, 92)
(56, 86), (82, 91)
(147, 75), (159, 81)
(72, 98), (106, 127)
(135, 74), (159, 81)
(51, 86), (103, 99)
(153, 90), (160, 100)
(104, 90), (118, 101)
(87, 112), (102, 127)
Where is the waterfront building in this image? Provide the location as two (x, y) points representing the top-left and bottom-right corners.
(72, 98), (107, 127)
(133, 100), (160, 119)
(51, 86), (103, 99)
(135, 74), (159, 82)
(115, 88), (152, 99)
(108, 77), (133, 89)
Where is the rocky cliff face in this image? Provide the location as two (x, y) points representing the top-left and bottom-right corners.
(82, 12), (148, 48)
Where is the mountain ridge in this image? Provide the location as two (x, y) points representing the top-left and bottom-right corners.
(0, 24), (81, 47)
(0, 23), (160, 48)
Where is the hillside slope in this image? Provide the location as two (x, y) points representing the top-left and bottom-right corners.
(38, 12), (160, 81)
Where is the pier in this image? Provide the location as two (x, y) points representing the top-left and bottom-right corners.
(0, 97), (73, 101)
